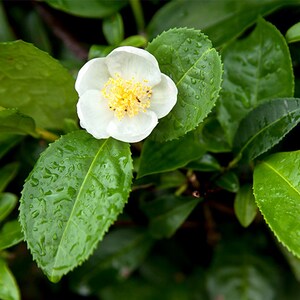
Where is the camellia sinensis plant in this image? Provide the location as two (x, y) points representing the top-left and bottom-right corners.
(1, 0), (300, 299)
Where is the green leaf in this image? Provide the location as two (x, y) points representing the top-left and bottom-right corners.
(0, 258), (20, 300)
(0, 134), (23, 160)
(147, 28), (222, 142)
(147, 0), (295, 47)
(70, 228), (153, 295)
(0, 108), (38, 137)
(199, 117), (231, 153)
(19, 131), (133, 282)
(253, 151), (300, 258)
(217, 18), (294, 145)
(0, 162), (19, 193)
(102, 13), (124, 45)
(286, 22), (300, 43)
(0, 40), (77, 129)
(119, 35), (147, 47)
(233, 98), (300, 163)
(207, 253), (281, 300)
(0, 220), (23, 250)
(138, 128), (206, 178)
(186, 153), (221, 172)
(141, 195), (201, 239)
(45, 0), (127, 18)
(0, 193), (18, 222)
(88, 45), (114, 59)
(215, 171), (239, 193)
(234, 184), (257, 227)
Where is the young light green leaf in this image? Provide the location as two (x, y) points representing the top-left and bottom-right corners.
(0, 258), (20, 300)
(45, 0), (127, 18)
(0, 108), (38, 137)
(0, 220), (23, 250)
(0, 193), (18, 222)
(147, 0), (296, 47)
(215, 171), (239, 193)
(233, 98), (300, 163)
(217, 18), (294, 145)
(70, 228), (154, 295)
(0, 40), (77, 129)
(19, 131), (133, 283)
(0, 134), (23, 160)
(102, 13), (124, 45)
(141, 195), (201, 239)
(286, 22), (300, 43)
(88, 45), (114, 59)
(253, 151), (300, 258)
(147, 28), (222, 142)
(119, 35), (147, 47)
(0, 162), (19, 193)
(234, 184), (257, 227)
(138, 128), (206, 178)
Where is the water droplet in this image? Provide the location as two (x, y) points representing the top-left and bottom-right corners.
(33, 227), (38, 231)
(191, 78), (197, 84)
(52, 233), (58, 240)
(31, 210), (39, 218)
(187, 38), (192, 44)
(195, 95), (200, 100)
(197, 42), (202, 48)
(184, 47), (188, 52)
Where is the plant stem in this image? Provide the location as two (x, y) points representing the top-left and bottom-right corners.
(129, 0), (145, 34)
(36, 128), (59, 142)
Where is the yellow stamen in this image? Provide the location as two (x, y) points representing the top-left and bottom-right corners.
(101, 73), (152, 119)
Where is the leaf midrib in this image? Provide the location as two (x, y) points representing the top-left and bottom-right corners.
(238, 104), (300, 158)
(262, 160), (300, 198)
(51, 138), (109, 277)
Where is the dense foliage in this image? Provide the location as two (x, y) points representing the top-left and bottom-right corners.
(1, 0), (300, 299)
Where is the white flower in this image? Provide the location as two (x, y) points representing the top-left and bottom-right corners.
(75, 46), (178, 143)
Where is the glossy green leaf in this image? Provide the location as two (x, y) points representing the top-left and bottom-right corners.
(70, 228), (153, 295)
(0, 193), (18, 222)
(45, 0), (127, 18)
(0, 220), (23, 250)
(286, 22), (300, 43)
(147, 0), (295, 47)
(0, 134), (23, 160)
(234, 184), (257, 227)
(19, 131), (133, 282)
(0, 258), (20, 300)
(0, 40), (77, 129)
(103, 13), (124, 45)
(147, 28), (222, 142)
(253, 151), (300, 258)
(0, 108), (38, 137)
(186, 153), (222, 172)
(141, 195), (201, 239)
(217, 18), (294, 145)
(233, 98), (300, 163)
(215, 171), (239, 193)
(0, 162), (19, 193)
(138, 128), (205, 178)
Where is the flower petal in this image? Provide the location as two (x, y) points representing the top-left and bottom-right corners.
(106, 46), (161, 86)
(77, 90), (114, 139)
(107, 111), (158, 143)
(75, 58), (110, 97)
(150, 74), (178, 118)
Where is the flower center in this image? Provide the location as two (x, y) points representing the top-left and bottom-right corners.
(101, 73), (152, 119)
